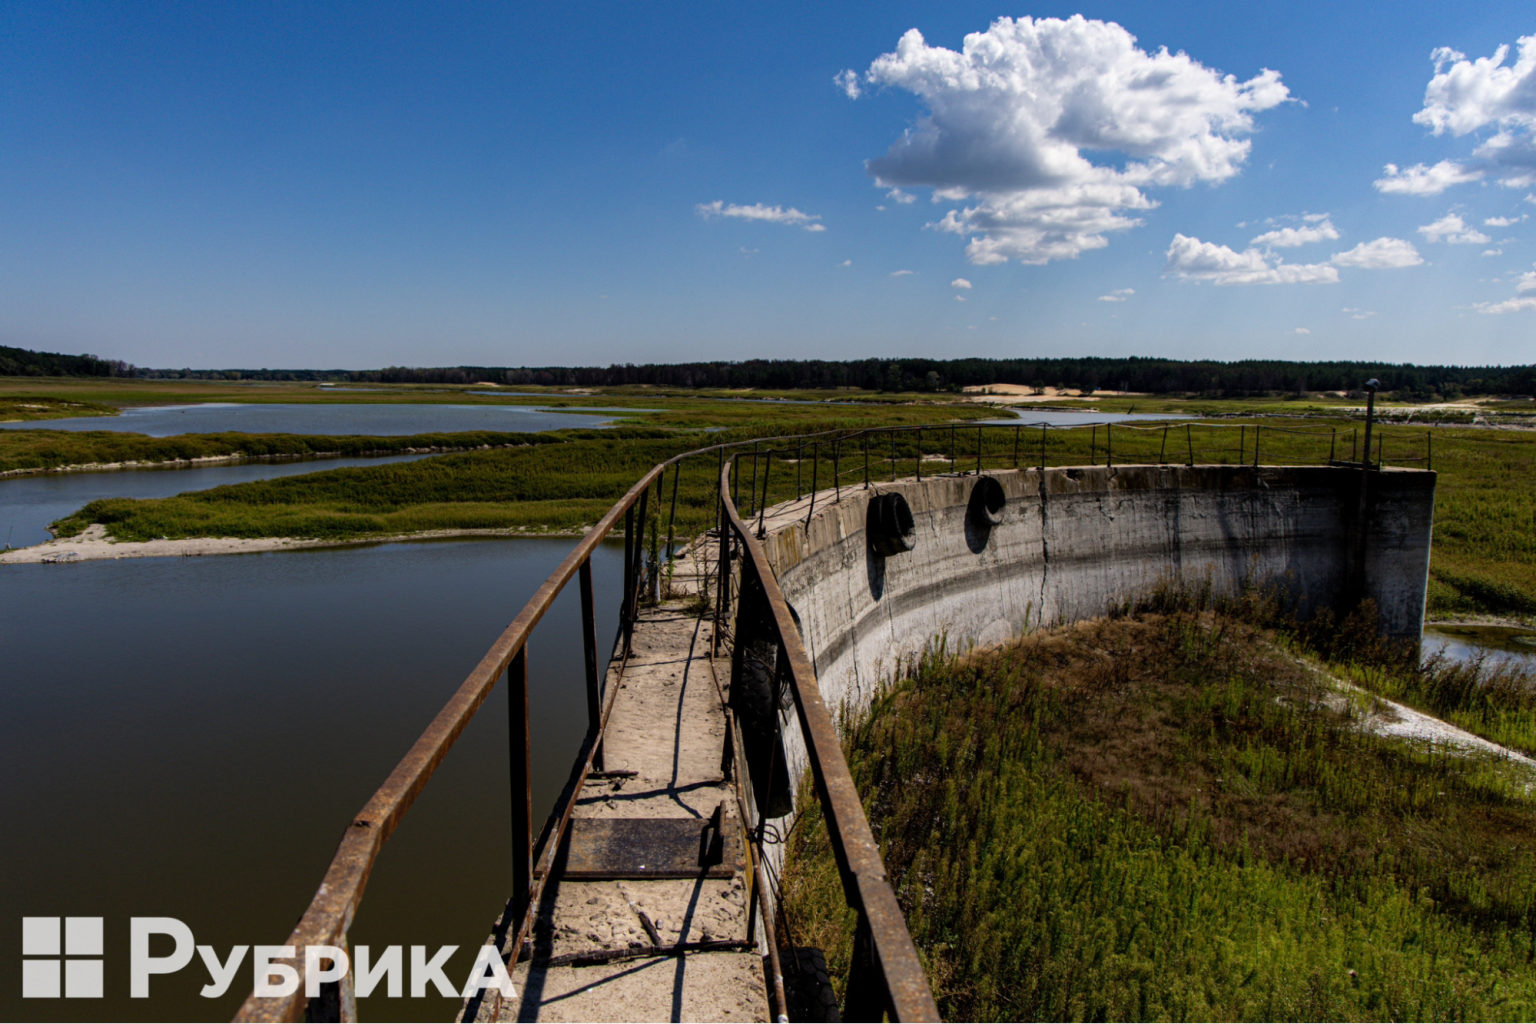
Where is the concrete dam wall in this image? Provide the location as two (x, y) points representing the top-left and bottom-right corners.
(751, 465), (1435, 817)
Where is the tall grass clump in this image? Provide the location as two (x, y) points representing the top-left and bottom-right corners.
(779, 613), (1536, 1021)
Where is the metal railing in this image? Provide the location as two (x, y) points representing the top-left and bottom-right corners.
(235, 415), (1432, 1023)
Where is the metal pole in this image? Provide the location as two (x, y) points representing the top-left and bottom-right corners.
(1090, 425), (1096, 466)
(757, 451), (772, 536)
(807, 442), (819, 527)
(950, 424), (956, 473)
(1427, 430), (1433, 472)
(833, 437), (841, 501)
(1239, 425), (1245, 465)
(748, 445), (759, 517)
(579, 559), (603, 771)
(666, 460), (681, 563)
(796, 441), (803, 499)
(863, 433), (870, 488)
(916, 428), (922, 481)
(1186, 424), (1193, 466)
(1106, 423), (1112, 468)
(976, 426), (982, 474)
(1330, 428), (1336, 464)
(1353, 379), (1380, 603)
(1040, 424), (1047, 471)
(1253, 425), (1260, 468)
(890, 429), (897, 482)
(1362, 384), (1377, 471)
(1159, 425), (1168, 464)
(508, 646), (531, 928)
(1013, 425), (1020, 468)
(622, 505), (635, 649)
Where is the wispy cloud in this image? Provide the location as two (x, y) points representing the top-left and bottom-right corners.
(1097, 288), (1135, 302)
(890, 269), (915, 277)
(696, 201), (826, 231)
(1293, 327), (1311, 334)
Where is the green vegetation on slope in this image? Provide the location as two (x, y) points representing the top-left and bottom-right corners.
(781, 612), (1536, 1021)
(0, 395), (119, 424)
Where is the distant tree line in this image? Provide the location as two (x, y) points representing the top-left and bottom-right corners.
(352, 357), (1536, 397)
(0, 344), (136, 378)
(8, 343), (1535, 396)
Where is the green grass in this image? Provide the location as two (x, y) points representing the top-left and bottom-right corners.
(780, 612), (1536, 1021)
(0, 427), (590, 476)
(0, 395), (118, 423)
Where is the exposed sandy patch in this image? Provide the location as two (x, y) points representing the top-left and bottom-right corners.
(962, 384), (1139, 405)
(1312, 662), (1536, 770)
(0, 523), (587, 564)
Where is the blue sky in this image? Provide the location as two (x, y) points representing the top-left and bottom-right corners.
(1, 2), (1533, 369)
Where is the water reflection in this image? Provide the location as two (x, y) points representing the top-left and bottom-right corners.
(1423, 624), (1536, 668)
(978, 407), (1195, 426)
(0, 539), (620, 1023)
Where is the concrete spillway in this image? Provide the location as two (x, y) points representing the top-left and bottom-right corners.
(754, 463), (1434, 835)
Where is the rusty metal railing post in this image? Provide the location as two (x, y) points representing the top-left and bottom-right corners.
(757, 450), (771, 537)
(748, 444), (759, 517)
(1254, 424), (1260, 467)
(1186, 424), (1193, 466)
(622, 505), (635, 650)
(1013, 424), (1020, 468)
(1159, 425), (1168, 464)
(1239, 425), (1245, 465)
(806, 442), (819, 527)
(949, 424), (956, 473)
(508, 645), (531, 930)
(975, 425), (982, 474)
(1040, 423), (1046, 471)
(579, 559), (603, 771)
(890, 429), (897, 482)
(1090, 425), (1096, 466)
(1427, 430), (1433, 471)
(796, 441), (803, 499)
(1330, 427), (1337, 464)
(666, 458), (680, 564)
(833, 437), (841, 501)
(864, 432), (870, 488)
(916, 428), (922, 481)
(1106, 423), (1112, 468)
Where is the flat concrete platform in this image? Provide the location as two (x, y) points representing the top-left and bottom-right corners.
(465, 543), (771, 1023)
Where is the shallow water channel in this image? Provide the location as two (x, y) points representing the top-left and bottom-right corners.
(1, 453), (437, 549)
(1, 402), (620, 436)
(1, 539), (621, 1022)
(1423, 624), (1536, 668)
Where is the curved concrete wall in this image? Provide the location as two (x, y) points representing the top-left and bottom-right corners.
(753, 465), (1433, 804)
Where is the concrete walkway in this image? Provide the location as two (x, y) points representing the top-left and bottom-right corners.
(466, 543), (771, 1023)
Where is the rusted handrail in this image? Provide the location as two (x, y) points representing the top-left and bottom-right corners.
(718, 459), (942, 1022)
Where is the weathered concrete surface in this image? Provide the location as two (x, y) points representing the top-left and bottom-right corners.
(468, 543), (771, 1024)
(761, 466), (1433, 716)
(750, 465), (1434, 842)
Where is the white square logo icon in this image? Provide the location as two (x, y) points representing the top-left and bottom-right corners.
(22, 917), (104, 998)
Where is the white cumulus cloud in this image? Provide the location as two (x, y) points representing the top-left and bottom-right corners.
(1098, 288), (1135, 302)
(835, 69), (862, 99)
(951, 278), (972, 289)
(696, 201), (826, 231)
(848, 16), (1289, 264)
(1418, 213), (1492, 244)
(1164, 234), (1338, 285)
(1379, 39), (1536, 194)
(1293, 327), (1311, 334)
(1519, 265), (1536, 292)
(1330, 237), (1424, 268)
(886, 188), (916, 204)
(1374, 160), (1484, 195)
(1484, 248), (1505, 256)
(1485, 214), (1528, 226)
(1251, 220), (1340, 248)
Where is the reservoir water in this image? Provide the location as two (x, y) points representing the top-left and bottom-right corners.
(1, 453), (436, 549)
(1423, 624), (1536, 668)
(1, 402), (620, 436)
(1, 538), (621, 1023)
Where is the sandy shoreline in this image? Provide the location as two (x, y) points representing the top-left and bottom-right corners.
(0, 523), (588, 564)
